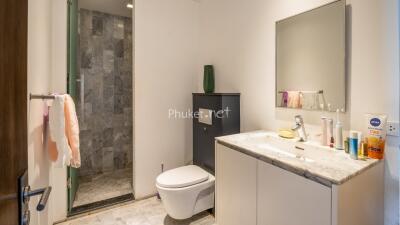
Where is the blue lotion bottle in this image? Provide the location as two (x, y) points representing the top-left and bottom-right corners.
(349, 131), (359, 160)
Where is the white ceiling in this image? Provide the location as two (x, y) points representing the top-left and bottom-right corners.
(79, 0), (133, 18)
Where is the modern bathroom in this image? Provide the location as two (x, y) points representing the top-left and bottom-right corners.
(0, 0), (399, 225)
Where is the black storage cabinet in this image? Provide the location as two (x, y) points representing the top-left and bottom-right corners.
(193, 93), (240, 175)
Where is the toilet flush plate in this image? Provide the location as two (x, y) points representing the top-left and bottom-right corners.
(198, 108), (212, 125)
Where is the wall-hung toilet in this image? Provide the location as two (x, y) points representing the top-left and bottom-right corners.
(156, 93), (240, 220)
(156, 165), (215, 220)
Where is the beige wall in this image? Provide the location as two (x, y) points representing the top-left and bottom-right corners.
(28, 0), (67, 224)
(197, 0), (399, 224)
(348, 1), (399, 223)
(134, 0), (200, 198)
(28, 0), (52, 224)
(50, 0), (68, 222)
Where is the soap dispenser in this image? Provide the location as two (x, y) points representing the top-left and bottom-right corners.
(335, 109), (344, 150)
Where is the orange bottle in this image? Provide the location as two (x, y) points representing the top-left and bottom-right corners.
(367, 137), (385, 159)
(365, 114), (387, 160)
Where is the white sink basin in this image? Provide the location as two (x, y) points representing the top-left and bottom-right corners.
(216, 130), (380, 185)
(236, 132), (334, 163)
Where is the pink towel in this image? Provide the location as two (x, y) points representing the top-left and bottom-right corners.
(281, 91), (288, 107)
(44, 102), (59, 162)
(64, 94), (81, 168)
(287, 91), (300, 108)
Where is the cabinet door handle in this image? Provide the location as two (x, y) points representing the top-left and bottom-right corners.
(203, 127), (207, 131)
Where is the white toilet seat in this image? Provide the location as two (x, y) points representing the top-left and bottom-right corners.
(156, 165), (215, 220)
(157, 165), (209, 188)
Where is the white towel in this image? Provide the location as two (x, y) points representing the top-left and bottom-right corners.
(49, 95), (72, 168)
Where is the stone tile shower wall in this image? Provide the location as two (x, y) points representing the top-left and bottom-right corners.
(78, 9), (133, 178)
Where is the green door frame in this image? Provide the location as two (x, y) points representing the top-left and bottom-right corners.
(67, 0), (79, 213)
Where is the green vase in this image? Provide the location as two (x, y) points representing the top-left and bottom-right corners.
(203, 65), (215, 94)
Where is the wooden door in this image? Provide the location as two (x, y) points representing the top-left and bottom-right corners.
(0, 0), (28, 224)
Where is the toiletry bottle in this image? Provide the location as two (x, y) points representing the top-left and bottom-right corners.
(349, 131), (359, 160)
(357, 132), (363, 152)
(335, 109), (344, 150)
(358, 138), (368, 160)
(327, 119), (334, 147)
(321, 117), (327, 146)
(358, 139), (365, 160)
(365, 114), (388, 159)
(344, 137), (350, 153)
(363, 137), (369, 158)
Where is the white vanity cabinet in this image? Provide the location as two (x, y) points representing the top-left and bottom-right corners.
(215, 144), (257, 225)
(215, 142), (384, 225)
(257, 161), (331, 225)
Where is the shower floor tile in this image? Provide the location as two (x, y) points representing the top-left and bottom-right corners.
(73, 169), (133, 207)
(61, 197), (215, 225)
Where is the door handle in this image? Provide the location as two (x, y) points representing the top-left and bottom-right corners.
(18, 170), (52, 225)
(76, 73), (84, 122)
(23, 186), (52, 211)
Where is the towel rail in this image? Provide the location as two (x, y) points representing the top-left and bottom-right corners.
(29, 94), (55, 100)
(278, 90), (323, 94)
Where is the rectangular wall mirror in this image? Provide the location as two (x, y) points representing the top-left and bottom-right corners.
(276, 0), (346, 112)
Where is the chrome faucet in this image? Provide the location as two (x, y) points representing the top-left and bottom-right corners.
(292, 115), (307, 142)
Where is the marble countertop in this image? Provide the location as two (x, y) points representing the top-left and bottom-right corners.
(216, 130), (381, 187)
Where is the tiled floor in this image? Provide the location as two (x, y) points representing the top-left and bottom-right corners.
(73, 169), (133, 207)
(60, 197), (215, 225)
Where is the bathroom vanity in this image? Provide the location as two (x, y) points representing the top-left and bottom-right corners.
(215, 131), (383, 225)
(215, 1), (384, 224)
